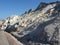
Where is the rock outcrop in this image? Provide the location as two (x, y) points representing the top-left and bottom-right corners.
(0, 1), (60, 45)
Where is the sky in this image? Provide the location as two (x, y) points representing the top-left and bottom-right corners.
(0, 0), (58, 19)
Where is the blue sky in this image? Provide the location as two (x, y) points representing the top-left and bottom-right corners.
(0, 0), (58, 19)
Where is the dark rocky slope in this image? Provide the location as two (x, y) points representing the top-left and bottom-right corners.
(0, 1), (60, 45)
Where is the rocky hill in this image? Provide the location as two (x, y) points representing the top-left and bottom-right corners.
(0, 1), (60, 45)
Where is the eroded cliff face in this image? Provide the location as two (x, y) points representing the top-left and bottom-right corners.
(0, 1), (60, 45)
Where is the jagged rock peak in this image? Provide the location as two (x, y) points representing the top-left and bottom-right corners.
(35, 1), (60, 11)
(35, 2), (48, 11)
(1, 1), (60, 30)
(0, 1), (60, 45)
